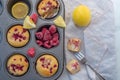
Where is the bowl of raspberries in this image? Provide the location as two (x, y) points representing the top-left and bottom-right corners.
(35, 24), (60, 49)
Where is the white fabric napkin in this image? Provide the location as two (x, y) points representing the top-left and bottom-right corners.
(58, 0), (116, 80)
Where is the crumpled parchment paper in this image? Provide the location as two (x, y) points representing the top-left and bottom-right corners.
(58, 0), (116, 80)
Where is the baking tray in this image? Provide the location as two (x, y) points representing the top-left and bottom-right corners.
(0, 0), (65, 80)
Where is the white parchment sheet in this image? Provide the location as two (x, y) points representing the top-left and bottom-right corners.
(58, 0), (116, 80)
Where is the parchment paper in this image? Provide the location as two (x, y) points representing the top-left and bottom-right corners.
(58, 0), (116, 80)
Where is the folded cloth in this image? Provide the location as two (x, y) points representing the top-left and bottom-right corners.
(59, 0), (116, 80)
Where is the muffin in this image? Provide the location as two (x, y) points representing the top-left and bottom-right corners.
(7, 25), (30, 48)
(67, 38), (81, 52)
(37, 0), (60, 19)
(12, 2), (29, 19)
(7, 54), (29, 76)
(66, 59), (80, 74)
(36, 54), (58, 77)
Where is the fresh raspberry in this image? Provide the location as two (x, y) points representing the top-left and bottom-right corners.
(30, 13), (38, 24)
(44, 41), (51, 48)
(42, 28), (47, 35)
(43, 30), (52, 41)
(50, 38), (59, 46)
(35, 32), (43, 40)
(53, 33), (59, 39)
(36, 40), (43, 46)
(27, 47), (35, 58)
(49, 25), (56, 34)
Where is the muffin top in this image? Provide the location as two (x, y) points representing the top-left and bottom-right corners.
(36, 54), (58, 77)
(7, 25), (30, 47)
(37, 0), (60, 18)
(7, 54), (29, 76)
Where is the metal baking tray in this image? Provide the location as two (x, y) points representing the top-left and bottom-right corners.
(0, 0), (65, 80)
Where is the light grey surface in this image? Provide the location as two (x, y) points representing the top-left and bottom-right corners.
(114, 0), (120, 80)
(61, 0), (116, 80)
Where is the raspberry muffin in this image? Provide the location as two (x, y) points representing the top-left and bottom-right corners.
(37, 0), (60, 18)
(66, 59), (80, 74)
(67, 38), (81, 52)
(7, 25), (30, 48)
(7, 54), (29, 76)
(36, 54), (58, 77)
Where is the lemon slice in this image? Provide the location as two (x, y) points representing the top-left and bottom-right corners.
(12, 2), (29, 19)
(23, 16), (36, 29)
(53, 16), (66, 28)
